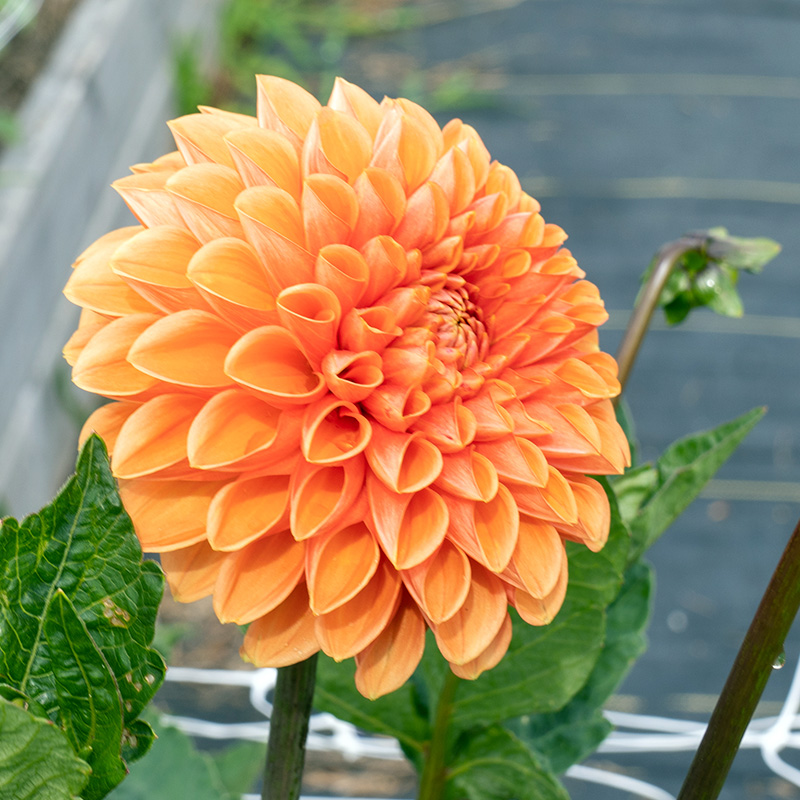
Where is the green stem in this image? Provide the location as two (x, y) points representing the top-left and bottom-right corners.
(677, 517), (800, 799)
(417, 672), (460, 800)
(615, 234), (706, 398)
(262, 654), (318, 800)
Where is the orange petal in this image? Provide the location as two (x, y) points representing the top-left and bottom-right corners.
(462, 387), (515, 441)
(290, 456), (367, 541)
(214, 531), (305, 624)
(109, 226), (205, 313)
(328, 77), (383, 139)
(63, 311), (108, 367)
(256, 74), (321, 150)
(127, 310), (239, 389)
(129, 150), (186, 174)
(235, 186), (315, 291)
(314, 244), (369, 314)
(338, 305), (402, 354)
(429, 145), (476, 215)
(72, 225), (142, 267)
(362, 384), (431, 433)
(450, 612), (512, 680)
(160, 541), (227, 602)
(166, 163), (245, 242)
(367, 476), (448, 568)
(412, 398), (476, 453)
(351, 168), (406, 248)
(225, 127), (301, 198)
(276, 283), (341, 369)
(513, 552), (568, 625)
(224, 326), (326, 406)
(119, 478), (228, 551)
(555, 474), (610, 552)
(302, 107), (372, 183)
(359, 235), (408, 305)
(434, 448), (498, 502)
(443, 119), (491, 191)
(72, 313), (163, 400)
(444, 485), (519, 574)
(187, 389), (302, 471)
(241, 582), (320, 667)
(365, 425), (442, 493)
(509, 466), (579, 525)
(392, 181), (450, 250)
(354, 596), (426, 699)
(187, 238), (279, 330)
(306, 522), (380, 614)
(432, 562), (507, 665)
(301, 396), (371, 464)
(401, 539), (470, 624)
(321, 349), (383, 403)
(302, 173), (359, 253)
(475, 435), (547, 487)
(485, 162), (522, 211)
(112, 393), (206, 479)
(503, 517), (564, 598)
(315, 558), (402, 661)
(207, 474), (291, 551)
(112, 171), (185, 228)
(78, 401), (139, 451)
(168, 112), (252, 168)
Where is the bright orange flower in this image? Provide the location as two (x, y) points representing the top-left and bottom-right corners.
(64, 76), (630, 699)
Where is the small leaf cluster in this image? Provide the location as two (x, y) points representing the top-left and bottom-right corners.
(649, 227), (780, 324)
(0, 436), (166, 800)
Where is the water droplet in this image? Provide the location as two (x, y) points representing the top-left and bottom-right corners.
(773, 650), (786, 670)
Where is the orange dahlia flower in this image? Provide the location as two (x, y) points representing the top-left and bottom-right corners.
(64, 76), (630, 699)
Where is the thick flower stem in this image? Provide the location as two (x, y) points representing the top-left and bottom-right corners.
(677, 517), (800, 800)
(615, 234), (707, 397)
(417, 672), (460, 800)
(262, 654), (318, 800)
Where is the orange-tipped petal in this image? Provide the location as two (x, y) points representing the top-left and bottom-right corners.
(241, 582), (320, 667)
(354, 596), (426, 699)
(366, 425), (443, 494)
(430, 145), (476, 215)
(225, 127), (301, 197)
(513, 553), (568, 625)
(321, 349), (383, 403)
(302, 107), (372, 183)
(276, 282), (341, 369)
(256, 75), (321, 150)
(503, 517), (564, 598)
(359, 235), (408, 304)
(401, 539), (470, 624)
(214, 531), (305, 624)
(434, 448), (498, 502)
(306, 521), (380, 614)
(315, 558), (402, 661)
(127, 309), (239, 389)
(72, 225), (142, 267)
(510, 465), (579, 525)
(363, 384), (432, 433)
(450, 612), (512, 680)
(78, 401), (139, 451)
(351, 168), (406, 248)
(161, 541), (227, 602)
(339, 305), (402, 354)
(224, 325), (326, 406)
(555, 474), (610, 552)
(412, 399), (476, 453)
(367, 475), (448, 568)
(302, 173), (359, 253)
(475, 435), (548, 487)
(463, 387), (515, 441)
(314, 244), (369, 314)
(112, 171), (185, 228)
(328, 77), (383, 139)
(301, 396), (372, 464)
(207, 474), (291, 551)
(168, 112), (251, 168)
(392, 181), (450, 250)
(432, 562), (507, 665)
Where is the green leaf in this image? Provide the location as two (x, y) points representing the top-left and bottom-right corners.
(704, 227), (781, 273)
(212, 740), (265, 797)
(120, 719), (156, 765)
(0, 435), (166, 723)
(695, 264), (743, 318)
(611, 464), (659, 526)
(628, 406), (765, 560)
(44, 590), (126, 799)
(0, 697), (90, 799)
(446, 726), (569, 800)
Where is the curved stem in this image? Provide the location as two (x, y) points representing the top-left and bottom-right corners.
(677, 517), (800, 799)
(615, 234), (706, 398)
(262, 654), (318, 800)
(417, 671), (460, 800)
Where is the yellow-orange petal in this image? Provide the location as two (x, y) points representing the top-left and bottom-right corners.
(354, 596), (426, 699)
(129, 150), (186, 174)
(504, 517), (564, 598)
(367, 476), (448, 569)
(235, 185), (315, 291)
(78, 401), (139, 451)
(111, 393), (206, 479)
(430, 145), (476, 215)
(225, 127), (301, 198)
(166, 163), (245, 243)
(160, 541), (228, 602)
(555, 474), (610, 552)
(306, 521), (380, 614)
(302, 107), (372, 183)
(186, 238), (279, 330)
(301, 396), (371, 464)
(168, 112), (252, 169)
(112, 171), (185, 228)
(328, 77), (383, 139)
(119, 478), (228, 552)
(412, 399), (477, 453)
(444, 485), (519, 574)
(109, 226), (206, 313)
(207, 474), (291, 551)
(513, 553), (568, 625)
(315, 558), (402, 661)
(434, 448), (498, 502)
(321, 349), (383, 403)
(241, 582), (320, 667)
(351, 168), (406, 249)
(72, 225), (142, 267)
(392, 181), (450, 250)
(289, 456), (367, 540)
(276, 282), (341, 369)
(362, 384), (431, 433)
(302, 173), (359, 253)
(187, 389), (302, 471)
(510, 465), (579, 525)
(359, 235), (408, 305)
(314, 244), (369, 314)
(401, 539), (471, 624)
(72, 313), (163, 400)
(450, 612), (512, 680)
(214, 531), (305, 624)
(127, 309), (239, 390)
(224, 325), (326, 407)
(256, 74), (321, 151)
(365, 425), (443, 494)
(432, 562), (507, 665)
(63, 310), (110, 366)
(339, 305), (402, 355)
